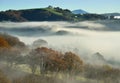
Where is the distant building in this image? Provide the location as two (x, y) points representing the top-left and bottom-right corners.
(114, 16), (120, 19)
(108, 15), (120, 20)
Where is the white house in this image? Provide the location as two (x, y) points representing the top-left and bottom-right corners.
(114, 16), (120, 19)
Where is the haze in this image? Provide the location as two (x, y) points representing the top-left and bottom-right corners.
(0, 21), (120, 61)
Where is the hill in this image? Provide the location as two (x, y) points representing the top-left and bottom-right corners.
(0, 6), (106, 22)
(72, 9), (88, 14)
(0, 6), (73, 22)
(102, 13), (120, 16)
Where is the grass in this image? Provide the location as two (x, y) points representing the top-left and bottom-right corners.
(1, 61), (119, 83)
(44, 8), (63, 16)
(26, 8), (63, 16)
(16, 64), (31, 73)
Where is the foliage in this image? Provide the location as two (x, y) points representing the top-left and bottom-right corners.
(0, 36), (10, 48)
(27, 47), (83, 77)
(63, 52), (83, 75)
(0, 33), (25, 48)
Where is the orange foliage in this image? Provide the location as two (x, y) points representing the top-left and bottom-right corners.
(63, 52), (83, 74)
(0, 33), (25, 48)
(35, 47), (60, 56)
(29, 47), (65, 73)
(0, 36), (10, 48)
(28, 47), (83, 75)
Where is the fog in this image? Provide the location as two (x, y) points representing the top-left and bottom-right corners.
(0, 20), (120, 61)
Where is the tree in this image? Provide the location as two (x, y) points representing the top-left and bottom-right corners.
(47, 5), (53, 9)
(45, 51), (66, 73)
(0, 33), (25, 48)
(63, 52), (83, 75)
(0, 36), (10, 48)
(27, 47), (65, 75)
(27, 47), (50, 75)
(27, 47), (84, 78)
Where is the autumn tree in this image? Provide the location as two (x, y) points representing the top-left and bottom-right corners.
(63, 52), (83, 75)
(0, 33), (25, 48)
(27, 47), (84, 77)
(45, 51), (66, 74)
(27, 47), (65, 75)
(0, 36), (10, 48)
(0, 36), (11, 62)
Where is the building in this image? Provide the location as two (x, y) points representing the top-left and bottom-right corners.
(114, 16), (120, 19)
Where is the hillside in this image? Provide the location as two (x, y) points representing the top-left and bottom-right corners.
(0, 6), (106, 22)
(0, 7), (73, 22)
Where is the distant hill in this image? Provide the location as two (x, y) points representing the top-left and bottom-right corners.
(0, 6), (106, 22)
(102, 13), (120, 16)
(101, 13), (120, 19)
(72, 9), (88, 14)
(0, 7), (73, 22)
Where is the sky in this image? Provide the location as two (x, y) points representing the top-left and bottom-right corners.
(0, 0), (120, 13)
